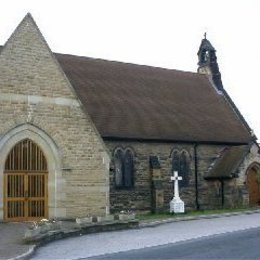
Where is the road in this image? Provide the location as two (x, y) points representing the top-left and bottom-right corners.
(88, 227), (260, 259)
(31, 213), (260, 260)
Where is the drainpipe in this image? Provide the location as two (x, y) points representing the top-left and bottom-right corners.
(194, 144), (200, 210)
(221, 179), (225, 207)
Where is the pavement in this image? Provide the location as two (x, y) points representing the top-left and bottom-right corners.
(0, 222), (35, 260)
(1, 209), (260, 260)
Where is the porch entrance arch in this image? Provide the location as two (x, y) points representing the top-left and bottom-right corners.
(4, 139), (48, 221)
(246, 163), (260, 206)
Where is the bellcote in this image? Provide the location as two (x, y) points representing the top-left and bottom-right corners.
(197, 34), (223, 91)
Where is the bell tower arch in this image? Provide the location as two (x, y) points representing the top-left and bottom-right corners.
(197, 33), (223, 91)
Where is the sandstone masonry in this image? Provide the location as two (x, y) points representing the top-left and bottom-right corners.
(0, 14), (110, 220)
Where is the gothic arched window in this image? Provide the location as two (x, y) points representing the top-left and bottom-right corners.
(171, 150), (189, 188)
(179, 151), (189, 187)
(124, 149), (134, 188)
(172, 151), (179, 175)
(114, 149), (124, 187)
(113, 148), (134, 189)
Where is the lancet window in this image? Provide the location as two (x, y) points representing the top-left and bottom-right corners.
(113, 148), (134, 188)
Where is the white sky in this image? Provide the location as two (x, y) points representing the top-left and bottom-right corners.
(0, 0), (260, 139)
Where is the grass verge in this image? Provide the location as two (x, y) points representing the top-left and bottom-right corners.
(136, 207), (259, 221)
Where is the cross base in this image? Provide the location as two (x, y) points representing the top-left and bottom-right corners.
(170, 197), (185, 213)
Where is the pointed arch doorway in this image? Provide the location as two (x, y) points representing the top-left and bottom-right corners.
(246, 163), (260, 206)
(4, 139), (48, 221)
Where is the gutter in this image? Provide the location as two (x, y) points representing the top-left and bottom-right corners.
(221, 180), (225, 207)
(194, 143), (200, 210)
(103, 136), (249, 146)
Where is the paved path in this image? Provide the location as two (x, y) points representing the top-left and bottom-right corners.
(0, 222), (33, 260)
(32, 212), (260, 260)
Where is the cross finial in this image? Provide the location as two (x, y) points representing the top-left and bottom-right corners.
(171, 171), (183, 181)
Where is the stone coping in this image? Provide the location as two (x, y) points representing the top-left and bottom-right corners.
(23, 209), (260, 245)
(24, 220), (139, 245)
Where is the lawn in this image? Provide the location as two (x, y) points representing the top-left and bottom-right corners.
(136, 207), (259, 221)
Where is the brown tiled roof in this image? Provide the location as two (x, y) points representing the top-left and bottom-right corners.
(204, 145), (249, 179)
(55, 53), (252, 143)
(0, 45), (252, 143)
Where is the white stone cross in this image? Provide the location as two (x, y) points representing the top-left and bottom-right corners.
(170, 171), (182, 199)
(170, 171), (185, 213)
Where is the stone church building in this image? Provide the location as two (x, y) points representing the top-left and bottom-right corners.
(0, 14), (260, 222)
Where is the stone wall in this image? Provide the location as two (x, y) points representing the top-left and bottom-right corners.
(196, 144), (224, 209)
(235, 143), (260, 206)
(203, 144), (260, 210)
(0, 14), (110, 220)
(106, 140), (254, 213)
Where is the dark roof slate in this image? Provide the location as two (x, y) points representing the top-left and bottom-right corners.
(204, 145), (250, 180)
(55, 53), (252, 143)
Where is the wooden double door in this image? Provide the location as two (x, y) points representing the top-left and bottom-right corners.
(247, 167), (260, 206)
(3, 139), (48, 221)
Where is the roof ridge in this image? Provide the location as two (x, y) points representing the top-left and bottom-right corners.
(1, 44), (209, 77)
(55, 51), (201, 77)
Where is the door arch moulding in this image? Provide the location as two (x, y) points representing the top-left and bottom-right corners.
(0, 123), (65, 220)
